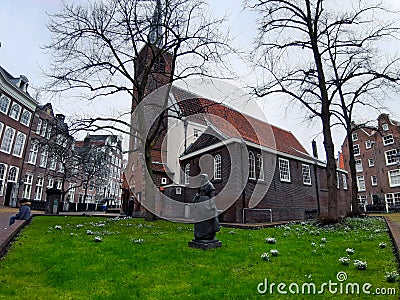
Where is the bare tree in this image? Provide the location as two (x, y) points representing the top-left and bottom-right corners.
(44, 0), (234, 218)
(247, 0), (400, 221)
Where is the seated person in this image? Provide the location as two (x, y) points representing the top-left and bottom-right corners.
(9, 199), (31, 226)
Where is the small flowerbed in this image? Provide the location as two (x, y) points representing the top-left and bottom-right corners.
(0, 216), (398, 299)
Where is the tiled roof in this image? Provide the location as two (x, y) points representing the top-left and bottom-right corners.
(172, 87), (312, 160)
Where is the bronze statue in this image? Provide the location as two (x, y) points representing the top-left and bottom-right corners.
(193, 174), (220, 241)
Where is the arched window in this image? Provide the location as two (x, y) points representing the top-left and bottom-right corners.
(28, 141), (39, 164)
(0, 95), (10, 114)
(12, 132), (26, 157)
(20, 110), (31, 126)
(257, 154), (264, 181)
(9, 103), (21, 120)
(184, 163), (190, 185)
(214, 154), (221, 180)
(8, 167), (18, 182)
(249, 152), (256, 180)
(0, 127), (16, 153)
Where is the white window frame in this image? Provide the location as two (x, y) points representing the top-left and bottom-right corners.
(365, 140), (372, 150)
(0, 95), (10, 114)
(39, 147), (48, 168)
(302, 164), (311, 185)
(161, 177), (167, 185)
(382, 123), (389, 131)
(36, 118), (42, 134)
(7, 166), (19, 182)
(47, 177), (54, 188)
(0, 163), (7, 196)
(0, 122), (3, 140)
(41, 121), (47, 137)
(258, 154), (265, 181)
(357, 175), (366, 192)
(371, 175), (378, 186)
(28, 141), (39, 165)
(358, 195), (367, 205)
(336, 172), (340, 189)
(353, 144), (360, 156)
(279, 158), (291, 182)
(383, 134), (394, 146)
(385, 149), (398, 166)
(355, 159), (363, 172)
(368, 158), (374, 167)
(20, 109), (31, 126)
(0, 126), (16, 154)
(193, 129), (201, 138)
(342, 174), (348, 190)
(184, 163), (190, 185)
(68, 183), (76, 202)
(9, 103), (21, 120)
(214, 154), (222, 180)
(249, 152), (256, 180)
(12, 132), (26, 158)
(34, 177), (44, 200)
(22, 174), (33, 199)
(352, 132), (358, 142)
(388, 169), (400, 188)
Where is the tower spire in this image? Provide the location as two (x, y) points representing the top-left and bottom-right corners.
(148, 0), (164, 47)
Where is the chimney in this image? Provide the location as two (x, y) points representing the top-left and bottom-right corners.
(312, 140), (318, 159)
(56, 114), (65, 123)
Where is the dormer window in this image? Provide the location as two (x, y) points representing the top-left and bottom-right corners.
(382, 123), (389, 131)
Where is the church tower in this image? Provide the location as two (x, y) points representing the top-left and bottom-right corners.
(134, 0), (173, 102)
(128, 0), (174, 214)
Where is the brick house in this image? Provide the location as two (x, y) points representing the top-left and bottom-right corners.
(161, 96), (350, 223)
(21, 103), (71, 206)
(340, 114), (400, 210)
(0, 66), (37, 207)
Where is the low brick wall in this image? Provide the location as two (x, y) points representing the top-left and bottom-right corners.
(0, 219), (29, 258)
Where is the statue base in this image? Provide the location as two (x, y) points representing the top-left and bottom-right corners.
(188, 239), (222, 250)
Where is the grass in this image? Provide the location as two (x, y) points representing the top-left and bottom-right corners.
(0, 216), (399, 299)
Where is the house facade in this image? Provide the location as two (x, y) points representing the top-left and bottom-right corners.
(0, 66), (37, 207)
(20, 103), (72, 205)
(340, 114), (400, 210)
(73, 135), (123, 205)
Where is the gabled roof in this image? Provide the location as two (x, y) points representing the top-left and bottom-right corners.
(171, 86), (312, 161)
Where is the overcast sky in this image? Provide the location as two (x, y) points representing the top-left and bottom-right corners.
(1, 0), (400, 158)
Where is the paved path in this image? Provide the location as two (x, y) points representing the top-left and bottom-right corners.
(383, 214), (400, 257)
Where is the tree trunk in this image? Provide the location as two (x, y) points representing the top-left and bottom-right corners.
(346, 131), (361, 215)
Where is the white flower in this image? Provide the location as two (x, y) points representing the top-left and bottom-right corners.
(385, 271), (399, 283)
(270, 249), (279, 257)
(261, 253), (270, 261)
(86, 230), (94, 235)
(76, 224), (84, 228)
(379, 242), (387, 249)
(265, 237), (276, 244)
(311, 242), (316, 247)
(321, 238), (326, 243)
(339, 257), (350, 265)
(228, 230), (236, 235)
(346, 248), (355, 255)
(353, 260), (367, 270)
(94, 236), (102, 242)
(55, 225), (62, 230)
(132, 238), (143, 244)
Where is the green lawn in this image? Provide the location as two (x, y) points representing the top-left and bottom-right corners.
(0, 216), (399, 299)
